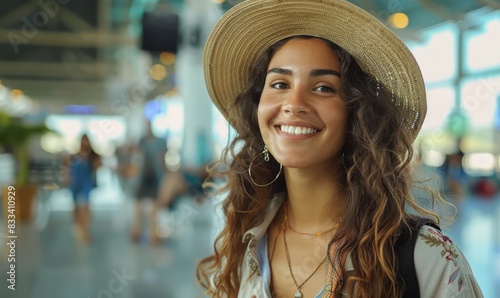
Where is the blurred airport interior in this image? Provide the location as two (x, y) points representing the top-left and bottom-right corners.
(0, 0), (499, 297)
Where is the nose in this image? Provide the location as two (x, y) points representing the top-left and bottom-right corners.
(282, 87), (311, 115)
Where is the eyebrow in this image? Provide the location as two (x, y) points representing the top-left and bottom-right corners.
(311, 69), (341, 78)
(267, 67), (341, 78)
(267, 68), (292, 75)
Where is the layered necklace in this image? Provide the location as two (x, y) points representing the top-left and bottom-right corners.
(270, 203), (338, 298)
(283, 222), (326, 298)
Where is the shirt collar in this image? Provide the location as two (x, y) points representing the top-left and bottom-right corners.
(241, 193), (285, 244)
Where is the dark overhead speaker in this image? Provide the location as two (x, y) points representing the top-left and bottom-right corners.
(141, 11), (180, 54)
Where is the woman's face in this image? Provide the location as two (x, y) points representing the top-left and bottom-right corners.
(257, 38), (348, 169)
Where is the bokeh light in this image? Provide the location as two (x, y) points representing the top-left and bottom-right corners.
(389, 12), (409, 29)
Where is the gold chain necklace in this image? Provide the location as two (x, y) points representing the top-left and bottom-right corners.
(284, 203), (339, 237)
(283, 220), (326, 298)
(288, 223), (337, 237)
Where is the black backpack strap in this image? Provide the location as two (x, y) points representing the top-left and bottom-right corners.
(395, 217), (441, 298)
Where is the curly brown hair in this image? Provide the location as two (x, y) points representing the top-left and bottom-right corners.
(197, 36), (446, 297)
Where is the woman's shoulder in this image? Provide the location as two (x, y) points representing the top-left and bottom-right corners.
(414, 225), (484, 297)
(414, 225), (459, 268)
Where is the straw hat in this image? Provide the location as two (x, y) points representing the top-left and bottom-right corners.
(204, 0), (426, 141)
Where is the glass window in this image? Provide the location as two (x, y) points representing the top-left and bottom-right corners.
(460, 75), (500, 152)
(461, 76), (500, 127)
(421, 86), (456, 132)
(417, 86), (457, 153)
(150, 96), (184, 148)
(408, 22), (458, 84)
(464, 11), (500, 73)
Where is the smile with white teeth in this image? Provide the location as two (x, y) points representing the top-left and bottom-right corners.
(280, 125), (318, 135)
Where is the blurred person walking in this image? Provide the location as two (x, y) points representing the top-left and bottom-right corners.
(64, 134), (101, 244)
(131, 121), (167, 243)
(149, 164), (209, 244)
(443, 150), (467, 198)
(441, 139), (468, 199)
(115, 139), (141, 198)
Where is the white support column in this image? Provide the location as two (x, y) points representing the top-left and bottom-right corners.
(177, 1), (221, 167)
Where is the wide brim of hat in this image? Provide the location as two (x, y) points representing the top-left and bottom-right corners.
(204, 0), (426, 140)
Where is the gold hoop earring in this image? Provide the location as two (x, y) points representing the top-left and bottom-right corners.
(248, 145), (282, 187)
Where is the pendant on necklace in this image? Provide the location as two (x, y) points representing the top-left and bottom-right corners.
(294, 289), (303, 298)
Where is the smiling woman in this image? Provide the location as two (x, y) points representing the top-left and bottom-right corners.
(197, 0), (484, 298)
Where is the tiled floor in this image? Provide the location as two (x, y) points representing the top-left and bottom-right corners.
(0, 170), (499, 298)
(448, 195), (500, 298)
(0, 172), (216, 298)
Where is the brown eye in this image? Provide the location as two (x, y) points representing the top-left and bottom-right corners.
(315, 85), (337, 93)
(271, 82), (288, 89)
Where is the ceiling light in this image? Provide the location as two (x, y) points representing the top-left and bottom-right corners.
(389, 13), (409, 29)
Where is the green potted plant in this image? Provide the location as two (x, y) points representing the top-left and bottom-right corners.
(0, 110), (52, 221)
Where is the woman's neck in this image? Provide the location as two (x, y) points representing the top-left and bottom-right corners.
(283, 166), (346, 232)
